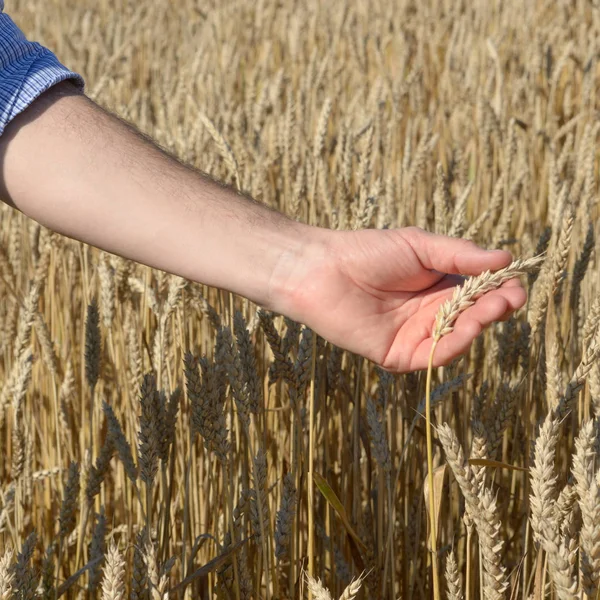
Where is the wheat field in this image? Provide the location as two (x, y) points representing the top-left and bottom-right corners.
(1, 0), (600, 598)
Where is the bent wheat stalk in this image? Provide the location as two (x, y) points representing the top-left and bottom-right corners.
(425, 256), (543, 600)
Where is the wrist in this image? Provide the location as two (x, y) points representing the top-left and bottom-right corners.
(265, 223), (334, 320)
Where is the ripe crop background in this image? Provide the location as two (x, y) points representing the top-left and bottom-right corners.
(1, 0), (600, 598)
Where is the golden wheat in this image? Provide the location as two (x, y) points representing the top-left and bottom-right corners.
(0, 0), (599, 598)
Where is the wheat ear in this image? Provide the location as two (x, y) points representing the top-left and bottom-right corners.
(445, 550), (463, 600)
(338, 573), (366, 600)
(425, 256), (542, 600)
(100, 541), (126, 600)
(0, 549), (14, 600)
(433, 256), (544, 340)
(305, 573), (333, 600)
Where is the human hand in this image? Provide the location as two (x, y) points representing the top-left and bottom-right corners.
(270, 227), (526, 372)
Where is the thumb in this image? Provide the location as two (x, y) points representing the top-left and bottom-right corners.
(399, 227), (512, 276)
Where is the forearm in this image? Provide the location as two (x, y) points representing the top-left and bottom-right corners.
(0, 82), (318, 310)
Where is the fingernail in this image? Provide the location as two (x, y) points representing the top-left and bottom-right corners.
(486, 249), (511, 258)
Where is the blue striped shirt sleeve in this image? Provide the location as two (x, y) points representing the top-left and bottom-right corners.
(0, 6), (84, 137)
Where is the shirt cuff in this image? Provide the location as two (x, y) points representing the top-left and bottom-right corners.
(0, 13), (84, 137)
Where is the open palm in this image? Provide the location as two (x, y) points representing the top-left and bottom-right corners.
(274, 227), (526, 372)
